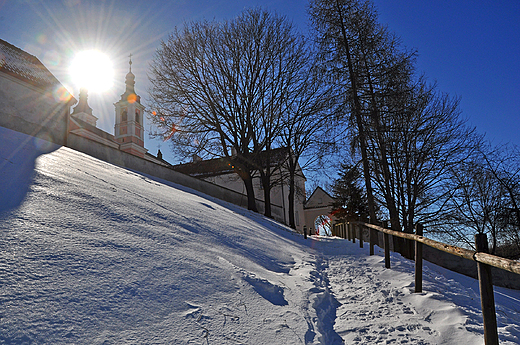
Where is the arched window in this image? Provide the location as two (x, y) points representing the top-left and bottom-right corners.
(135, 110), (140, 124)
(121, 109), (128, 122)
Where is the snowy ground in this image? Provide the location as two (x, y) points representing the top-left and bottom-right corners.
(1, 126), (520, 344)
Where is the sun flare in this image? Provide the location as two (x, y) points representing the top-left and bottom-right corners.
(70, 50), (114, 92)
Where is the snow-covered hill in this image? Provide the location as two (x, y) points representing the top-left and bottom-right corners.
(1, 126), (519, 344)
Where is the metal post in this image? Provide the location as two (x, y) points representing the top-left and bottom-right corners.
(303, 225), (307, 239)
(475, 233), (499, 345)
(415, 224), (424, 293)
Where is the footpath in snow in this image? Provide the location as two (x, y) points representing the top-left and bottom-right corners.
(1, 126), (520, 344)
(314, 237), (520, 344)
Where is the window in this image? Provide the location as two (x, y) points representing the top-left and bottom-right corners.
(121, 109), (128, 122)
(135, 110), (140, 123)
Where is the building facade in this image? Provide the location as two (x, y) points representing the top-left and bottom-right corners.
(172, 150), (307, 230)
(0, 38), (75, 146)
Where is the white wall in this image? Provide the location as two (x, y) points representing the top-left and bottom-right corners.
(0, 72), (72, 145)
(203, 168), (306, 232)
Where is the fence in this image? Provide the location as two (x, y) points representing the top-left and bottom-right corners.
(331, 221), (520, 345)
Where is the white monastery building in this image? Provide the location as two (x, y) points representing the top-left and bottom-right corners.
(0, 38), (332, 233)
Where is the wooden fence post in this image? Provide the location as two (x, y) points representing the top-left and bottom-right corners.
(415, 223), (423, 293)
(475, 233), (499, 345)
(369, 223), (375, 256)
(359, 224), (364, 248)
(384, 223), (391, 269)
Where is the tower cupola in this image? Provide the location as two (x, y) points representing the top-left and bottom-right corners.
(71, 87), (98, 126)
(120, 56), (140, 103)
(114, 54), (147, 157)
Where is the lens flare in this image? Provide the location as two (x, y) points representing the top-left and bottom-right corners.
(33, 132), (55, 153)
(36, 34), (47, 44)
(164, 124), (177, 141)
(53, 85), (73, 102)
(127, 93), (137, 103)
(43, 50), (61, 67)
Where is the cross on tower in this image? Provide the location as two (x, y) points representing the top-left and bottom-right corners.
(128, 53), (133, 71)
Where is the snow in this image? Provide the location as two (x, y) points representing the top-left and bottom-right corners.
(1, 125), (520, 344)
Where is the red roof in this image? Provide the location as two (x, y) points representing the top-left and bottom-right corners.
(0, 39), (62, 88)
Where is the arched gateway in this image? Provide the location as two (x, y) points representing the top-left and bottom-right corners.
(303, 187), (338, 236)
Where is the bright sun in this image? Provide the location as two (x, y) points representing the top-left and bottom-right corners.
(70, 50), (114, 92)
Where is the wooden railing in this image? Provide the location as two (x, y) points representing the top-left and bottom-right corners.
(331, 221), (520, 345)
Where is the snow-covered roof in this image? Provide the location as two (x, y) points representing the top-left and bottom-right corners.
(172, 147), (291, 178)
(0, 38), (62, 88)
(304, 186), (335, 209)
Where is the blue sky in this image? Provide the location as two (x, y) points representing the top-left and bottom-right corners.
(1, 0), (519, 165)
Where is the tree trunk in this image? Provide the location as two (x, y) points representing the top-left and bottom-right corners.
(364, 66), (401, 231)
(261, 173), (272, 218)
(243, 175), (258, 212)
(335, 2), (377, 224)
(288, 168), (296, 229)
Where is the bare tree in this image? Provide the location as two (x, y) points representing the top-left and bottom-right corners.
(310, 0), (479, 259)
(149, 9), (309, 213)
(379, 79), (478, 233)
(278, 60), (335, 228)
(481, 144), (520, 242)
(440, 156), (508, 252)
(429, 142), (520, 257)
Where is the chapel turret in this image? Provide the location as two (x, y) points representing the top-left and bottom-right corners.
(114, 55), (147, 157)
(71, 87), (98, 127)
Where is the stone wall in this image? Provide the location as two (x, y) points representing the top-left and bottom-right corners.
(358, 227), (520, 290)
(422, 245), (520, 290)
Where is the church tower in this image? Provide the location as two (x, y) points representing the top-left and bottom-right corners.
(114, 55), (147, 157)
(71, 88), (98, 126)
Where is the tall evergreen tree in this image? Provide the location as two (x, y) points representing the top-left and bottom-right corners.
(331, 163), (370, 222)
